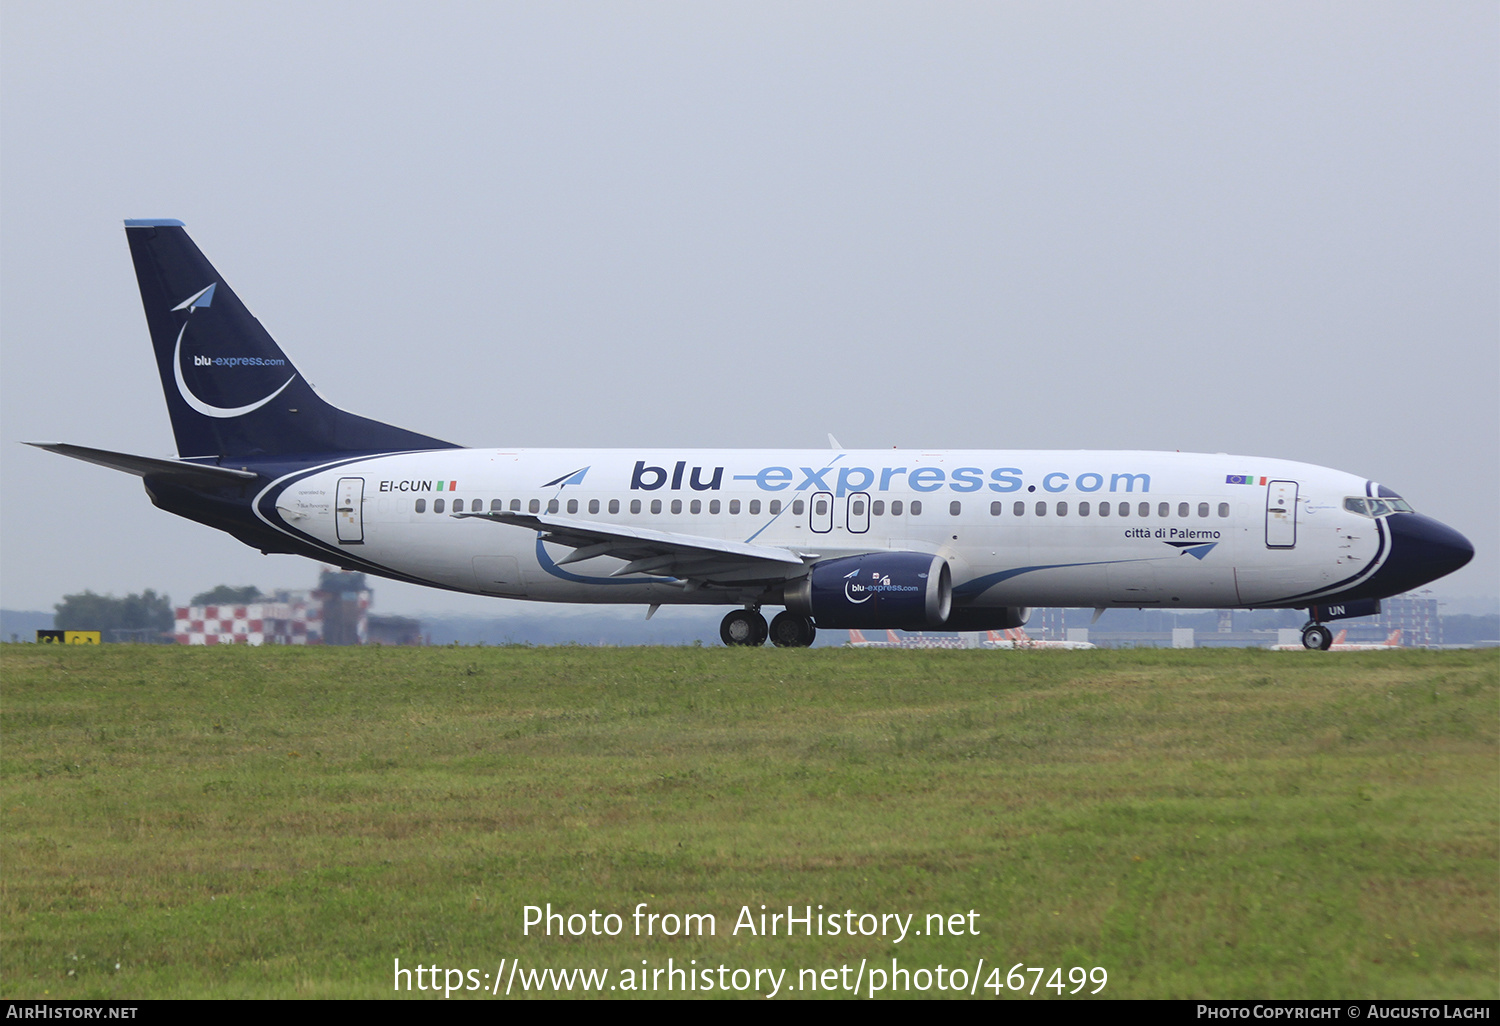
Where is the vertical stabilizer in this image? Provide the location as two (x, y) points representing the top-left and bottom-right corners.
(124, 220), (456, 459)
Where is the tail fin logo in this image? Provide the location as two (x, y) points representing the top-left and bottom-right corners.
(172, 283), (217, 311)
(171, 283), (298, 419)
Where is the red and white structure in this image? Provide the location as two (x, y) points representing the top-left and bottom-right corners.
(175, 597), (320, 646)
(174, 581), (370, 646)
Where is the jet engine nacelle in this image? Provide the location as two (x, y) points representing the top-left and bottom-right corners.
(785, 552), (952, 629)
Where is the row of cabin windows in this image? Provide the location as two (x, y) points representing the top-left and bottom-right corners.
(411, 496), (1229, 519)
(414, 496), (812, 516)
(837, 499), (923, 516)
(411, 496), (937, 516)
(987, 499), (1230, 518)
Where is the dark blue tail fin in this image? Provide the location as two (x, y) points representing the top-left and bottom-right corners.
(125, 220), (457, 459)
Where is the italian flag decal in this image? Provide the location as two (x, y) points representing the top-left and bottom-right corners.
(436, 480), (458, 491)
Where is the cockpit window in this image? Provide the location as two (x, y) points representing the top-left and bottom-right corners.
(1344, 496), (1414, 517)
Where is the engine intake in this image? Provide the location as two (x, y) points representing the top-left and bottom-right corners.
(785, 552), (952, 629)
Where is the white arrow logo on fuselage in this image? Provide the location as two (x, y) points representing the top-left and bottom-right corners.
(171, 283), (297, 419)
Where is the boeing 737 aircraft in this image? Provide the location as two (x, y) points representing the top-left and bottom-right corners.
(28, 222), (1475, 649)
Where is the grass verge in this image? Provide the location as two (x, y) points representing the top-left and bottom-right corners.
(2, 645), (1495, 998)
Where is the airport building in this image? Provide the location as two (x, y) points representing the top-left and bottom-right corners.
(173, 570), (377, 646)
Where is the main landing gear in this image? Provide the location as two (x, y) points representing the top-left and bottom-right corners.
(719, 608), (817, 648)
(720, 608), (767, 647)
(1301, 622), (1333, 651)
(768, 610), (817, 648)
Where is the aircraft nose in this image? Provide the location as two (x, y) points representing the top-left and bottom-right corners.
(1378, 513), (1475, 593)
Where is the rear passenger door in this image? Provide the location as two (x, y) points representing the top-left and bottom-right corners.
(336, 477), (365, 544)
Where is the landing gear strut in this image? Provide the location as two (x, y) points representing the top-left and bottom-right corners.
(1301, 623), (1333, 651)
(769, 611), (817, 648)
(720, 608), (768, 647)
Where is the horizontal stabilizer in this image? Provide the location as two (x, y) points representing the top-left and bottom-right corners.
(25, 442), (259, 482)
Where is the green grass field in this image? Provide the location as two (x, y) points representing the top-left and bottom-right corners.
(2, 644), (1495, 999)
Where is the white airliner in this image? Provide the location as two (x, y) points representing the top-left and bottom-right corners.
(847, 629), (967, 649)
(983, 629), (1097, 650)
(28, 222), (1475, 649)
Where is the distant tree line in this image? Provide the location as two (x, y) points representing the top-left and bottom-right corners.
(189, 585), (264, 606)
(53, 590), (173, 641)
(49, 585), (268, 643)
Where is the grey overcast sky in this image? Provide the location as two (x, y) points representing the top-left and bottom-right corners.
(2, 1), (1495, 619)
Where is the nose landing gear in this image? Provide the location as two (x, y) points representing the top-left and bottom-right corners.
(1301, 623), (1333, 650)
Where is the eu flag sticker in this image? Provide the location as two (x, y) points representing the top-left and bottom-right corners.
(1225, 474), (1253, 485)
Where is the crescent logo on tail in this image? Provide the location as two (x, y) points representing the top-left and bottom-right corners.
(171, 283), (297, 419)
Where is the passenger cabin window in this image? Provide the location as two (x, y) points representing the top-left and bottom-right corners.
(1057, 501), (1067, 516)
(852, 499), (865, 516)
(1198, 502), (1210, 517)
(1036, 501), (1047, 517)
(690, 499), (701, 515)
(609, 499), (620, 514)
(709, 500), (720, 514)
(1218, 502), (1230, 518)
(415, 498), (426, 513)
(791, 500), (803, 515)
(510, 499), (521, 511)
(1098, 501), (1110, 517)
(1158, 502), (1170, 517)
(630, 499), (642, 514)
(567, 499), (578, 514)
(453, 499), (464, 512)
(1139, 502), (1149, 518)
(529, 499), (541, 514)
(815, 498), (829, 516)
(650, 499), (662, 514)
(910, 500), (922, 516)
(873, 500), (885, 516)
(491, 499), (503, 512)
(950, 500), (962, 516)
(990, 501), (1002, 516)
(547, 499), (560, 514)
(729, 499), (741, 514)
(589, 499), (600, 514)
(749, 500), (761, 514)
(671, 499), (682, 514)
(1118, 502), (1130, 517)
(1079, 501), (1090, 516)
(892, 500), (904, 516)
(1012, 501), (1024, 517)
(434, 498), (445, 514)
(1178, 502), (1189, 518)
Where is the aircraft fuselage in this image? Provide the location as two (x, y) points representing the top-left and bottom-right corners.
(186, 446), (1449, 613)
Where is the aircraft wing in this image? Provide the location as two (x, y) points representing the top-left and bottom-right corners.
(455, 510), (815, 585)
(26, 442), (260, 482)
